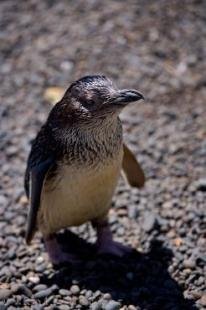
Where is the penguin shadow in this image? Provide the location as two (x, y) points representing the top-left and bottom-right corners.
(42, 231), (197, 310)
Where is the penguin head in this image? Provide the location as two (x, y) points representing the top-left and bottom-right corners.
(50, 75), (143, 126)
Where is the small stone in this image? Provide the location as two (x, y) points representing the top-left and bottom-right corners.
(35, 264), (45, 273)
(173, 238), (183, 247)
(128, 205), (138, 219)
(7, 247), (16, 259)
(104, 300), (121, 310)
(70, 285), (80, 295)
(33, 284), (48, 292)
(6, 145), (18, 156)
(19, 195), (28, 205)
(196, 178), (206, 191)
(190, 290), (202, 299)
(85, 290), (93, 298)
(128, 306), (137, 310)
(79, 295), (89, 306)
(20, 285), (32, 297)
(5, 298), (15, 307)
(29, 276), (40, 284)
(60, 60), (73, 72)
(196, 276), (205, 286)
(183, 259), (196, 269)
(199, 294), (206, 306)
(0, 195), (7, 206)
(103, 293), (112, 300)
(91, 302), (102, 310)
(0, 289), (12, 300)
(32, 305), (44, 310)
(59, 305), (70, 310)
(43, 295), (54, 306)
(92, 290), (101, 299)
(0, 302), (7, 310)
(36, 256), (44, 264)
(59, 289), (70, 296)
(34, 287), (53, 299)
(142, 212), (156, 232)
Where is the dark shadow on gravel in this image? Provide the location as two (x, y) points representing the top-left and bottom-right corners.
(41, 231), (197, 310)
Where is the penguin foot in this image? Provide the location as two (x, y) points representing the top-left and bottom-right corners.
(97, 239), (132, 257)
(44, 235), (80, 265)
(93, 218), (133, 257)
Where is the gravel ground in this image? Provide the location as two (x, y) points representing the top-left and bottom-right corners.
(1, 0), (206, 309)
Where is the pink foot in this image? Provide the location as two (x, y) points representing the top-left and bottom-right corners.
(93, 219), (133, 257)
(44, 235), (80, 265)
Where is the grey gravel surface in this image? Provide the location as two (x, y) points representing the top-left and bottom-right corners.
(0, 0), (206, 309)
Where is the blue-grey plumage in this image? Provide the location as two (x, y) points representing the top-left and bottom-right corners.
(24, 75), (145, 264)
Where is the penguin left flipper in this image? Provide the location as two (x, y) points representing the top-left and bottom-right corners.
(122, 143), (145, 188)
(25, 157), (54, 244)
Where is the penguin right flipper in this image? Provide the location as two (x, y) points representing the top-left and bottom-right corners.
(122, 143), (145, 188)
(25, 157), (54, 244)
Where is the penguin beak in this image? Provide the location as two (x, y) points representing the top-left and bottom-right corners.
(112, 89), (144, 106)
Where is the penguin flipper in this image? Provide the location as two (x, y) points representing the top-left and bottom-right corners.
(25, 157), (54, 244)
(122, 143), (145, 188)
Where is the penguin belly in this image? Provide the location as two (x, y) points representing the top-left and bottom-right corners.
(38, 155), (122, 236)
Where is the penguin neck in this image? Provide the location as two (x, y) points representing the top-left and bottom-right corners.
(54, 115), (123, 164)
(74, 114), (120, 140)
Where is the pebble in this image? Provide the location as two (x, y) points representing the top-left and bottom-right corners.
(79, 295), (89, 306)
(91, 302), (102, 310)
(85, 290), (93, 299)
(92, 290), (102, 300)
(0, 302), (7, 310)
(70, 285), (80, 295)
(128, 205), (139, 219)
(5, 298), (15, 307)
(29, 276), (40, 284)
(32, 305), (44, 310)
(33, 284), (48, 292)
(183, 259), (196, 269)
(0, 195), (7, 207)
(190, 290), (202, 299)
(0, 289), (12, 300)
(128, 306), (137, 310)
(104, 300), (121, 310)
(199, 294), (206, 306)
(34, 287), (53, 299)
(142, 212), (156, 232)
(196, 178), (206, 191)
(59, 305), (70, 310)
(59, 289), (70, 296)
(103, 293), (112, 300)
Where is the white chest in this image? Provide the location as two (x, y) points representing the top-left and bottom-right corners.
(38, 151), (123, 236)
